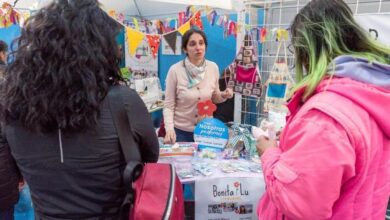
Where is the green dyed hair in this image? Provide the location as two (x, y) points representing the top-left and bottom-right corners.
(290, 0), (390, 101)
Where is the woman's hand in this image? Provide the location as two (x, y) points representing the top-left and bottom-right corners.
(164, 130), (177, 144)
(221, 88), (234, 99)
(256, 136), (278, 156)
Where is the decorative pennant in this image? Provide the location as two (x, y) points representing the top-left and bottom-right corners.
(271, 28), (278, 41)
(146, 35), (161, 59)
(126, 27), (144, 56)
(190, 11), (203, 30)
(185, 6), (194, 21)
(252, 28), (259, 42)
(237, 23), (243, 33)
(117, 13), (124, 24)
(133, 17), (139, 30)
(216, 16), (224, 26)
(108, 10), (116, 18)
(190, 6), (197, 15)
(228, 21), (237, 37)
(156, 20), (164, 34)
(0, 2), (21, 28)
(178, 21), (190, 36)
(207, 10), (217, 26)
(163, 31), (178, 53)
(260, 28), (267, 43)
(144, 20), (150, 34)
(178, 11), (186, 26)
(205, 6), (212, 14)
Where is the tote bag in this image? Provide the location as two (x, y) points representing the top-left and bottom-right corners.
(264, 39), (295, 112)
(225, 34), (262, 98)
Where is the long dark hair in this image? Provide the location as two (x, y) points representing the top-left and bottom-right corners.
(1, 0), (124, 133)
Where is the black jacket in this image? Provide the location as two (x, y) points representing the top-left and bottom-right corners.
(0, 128), (20, 211)
(4, 86), (159, 219)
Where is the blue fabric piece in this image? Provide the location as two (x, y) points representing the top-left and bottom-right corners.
(331, 55), (390, 89)
(267, 83), (287, 98)
(174, 128), (194, 142)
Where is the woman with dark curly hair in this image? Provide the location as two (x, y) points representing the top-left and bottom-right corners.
(0, 0), (159, 219)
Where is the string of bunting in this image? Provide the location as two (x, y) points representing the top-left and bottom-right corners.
(108, 5), (290, 59)
(108, 6), (248, 58)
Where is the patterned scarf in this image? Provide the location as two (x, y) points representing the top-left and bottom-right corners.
(184, 57), (206, 88)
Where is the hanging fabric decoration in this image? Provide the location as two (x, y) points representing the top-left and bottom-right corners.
(178, 21), (190, 36)
(276, 28), (288, 41)
(216, 15), (224, 26)
(0, 2), (21, 28)
(237, 23), (243, 33)
(185, 6), (194, 21)
(207, 10), (217, 26)
(156, 20), (164, 34)
(126, 27), (144, 56)
(228, 21), (237, 37)
(163, 31), (178, 53)
(117, 13), (124, 24)
(225, 33), (262, 98)
(178, 11), (186, 26)
(190, 6), (197, 16)
(252, 28), (259, 42)
(205, 6), (212, 14)
(264, 39), (295, 112)
(108, 10), (116, 18)
(146, 35), (161, 59)
(133, 18), (140, 30)
(190, 11), (203, 30)
(260, 28), (267, 43)
(144, 20), (150, 34)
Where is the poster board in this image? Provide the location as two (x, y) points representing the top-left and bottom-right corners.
(195, 177), (265, 220)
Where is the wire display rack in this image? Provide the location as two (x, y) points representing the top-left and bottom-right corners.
(235, 0), (390, 126)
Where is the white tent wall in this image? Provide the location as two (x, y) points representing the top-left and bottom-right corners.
(6, 0), (237, 19)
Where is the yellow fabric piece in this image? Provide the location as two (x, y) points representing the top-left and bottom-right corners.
(126, 27), (144, 56)
(178, 21), (190, 36)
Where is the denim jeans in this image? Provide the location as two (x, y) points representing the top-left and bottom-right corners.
(174, 128), (194, 142)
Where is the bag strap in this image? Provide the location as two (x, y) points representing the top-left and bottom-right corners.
(107, 85), (141, 162)
(107, 85), (144, 193)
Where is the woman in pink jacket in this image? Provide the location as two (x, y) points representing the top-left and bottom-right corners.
(256, 0), (390, 219)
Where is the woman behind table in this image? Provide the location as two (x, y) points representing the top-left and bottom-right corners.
(0, 0), (159, 219)
(163, 29), (234, 144)
(256, 0), (390, 219)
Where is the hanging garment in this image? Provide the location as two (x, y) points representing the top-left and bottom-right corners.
(225, 33), (262, 98)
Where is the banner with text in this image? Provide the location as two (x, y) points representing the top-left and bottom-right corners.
(194, 118), (229, 151)
(195, 177), (265, 220)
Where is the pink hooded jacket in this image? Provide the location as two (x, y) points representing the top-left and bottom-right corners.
(257, 56), (390, 220)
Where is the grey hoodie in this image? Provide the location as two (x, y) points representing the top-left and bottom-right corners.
(330, 55), (390, 88)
